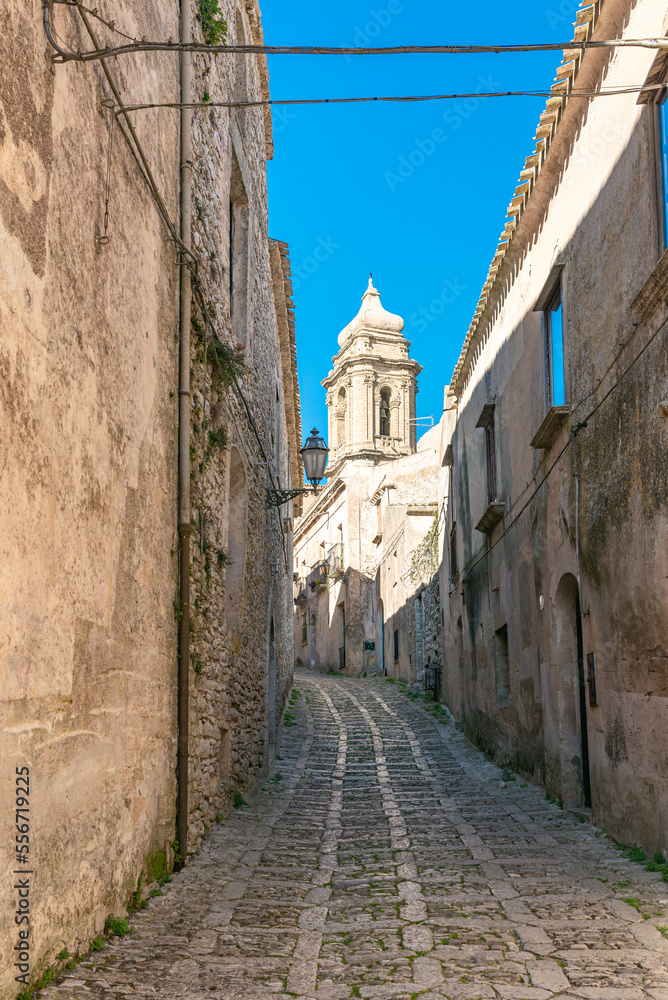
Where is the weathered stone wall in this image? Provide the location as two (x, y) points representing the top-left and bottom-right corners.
(0, 2), (181, 994)
(0, 0), (297, 995)
(185, 0), (295, 848)
(438, 0), (668, 852)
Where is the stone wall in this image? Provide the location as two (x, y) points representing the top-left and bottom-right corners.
(0, 1), (298, 995)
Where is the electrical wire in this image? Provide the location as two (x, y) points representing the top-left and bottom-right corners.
(449, 310), (668, 595)
(43, 28), (668, 64)
(114, 82), (667, 116)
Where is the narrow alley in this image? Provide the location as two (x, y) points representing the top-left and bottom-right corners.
(41, 674), (668, 1000)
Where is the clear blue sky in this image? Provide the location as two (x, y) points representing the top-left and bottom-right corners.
(262, 0), (579, 441)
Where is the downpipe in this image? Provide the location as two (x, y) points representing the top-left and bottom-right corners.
(177, 0), (193, 868)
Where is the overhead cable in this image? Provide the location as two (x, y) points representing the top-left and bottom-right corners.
(115, 83), (667, 116)
(45, 37), (668, 64)
(43, 5), (668, 64)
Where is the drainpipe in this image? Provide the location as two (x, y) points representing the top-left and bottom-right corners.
(177, 0), (193, 868)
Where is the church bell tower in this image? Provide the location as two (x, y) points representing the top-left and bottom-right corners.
(322, 277), (422, 476)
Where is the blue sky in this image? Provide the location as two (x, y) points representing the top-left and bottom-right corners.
(262, 0), (580, 440)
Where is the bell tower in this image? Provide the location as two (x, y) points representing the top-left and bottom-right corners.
(322, 277), (422, 475)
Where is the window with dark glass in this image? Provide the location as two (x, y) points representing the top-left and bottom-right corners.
(485, 418), (497, 506)
(543, 282), (566, 408)
(393, 628), (399, 663)
(450, 522), (457, 576)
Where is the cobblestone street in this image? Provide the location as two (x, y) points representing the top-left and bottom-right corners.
(43, 674), (668, 1000)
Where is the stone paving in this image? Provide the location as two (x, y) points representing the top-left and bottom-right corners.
(42, 673), (668, 1000)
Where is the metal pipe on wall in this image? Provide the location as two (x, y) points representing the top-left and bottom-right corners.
(177, 0), (193, 867)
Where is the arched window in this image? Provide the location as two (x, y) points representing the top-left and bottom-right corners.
(225, 447), (248, 631)
(336, 387), (346, 448)
(379, 388), (391, 437)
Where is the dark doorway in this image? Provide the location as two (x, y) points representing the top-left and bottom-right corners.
(555, 573), (592, 808)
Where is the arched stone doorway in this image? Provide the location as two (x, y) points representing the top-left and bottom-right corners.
(554, 573), (592, 808)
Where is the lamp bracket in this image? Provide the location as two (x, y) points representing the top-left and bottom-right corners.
(266, 487), (316, 508)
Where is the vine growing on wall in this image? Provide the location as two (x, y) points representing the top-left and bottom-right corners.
(198, 0), (227, 45)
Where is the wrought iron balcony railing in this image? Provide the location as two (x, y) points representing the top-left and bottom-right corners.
(306, 560), (329, 592)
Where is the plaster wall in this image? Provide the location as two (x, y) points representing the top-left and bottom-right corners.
(294, 442), (440, 680)
(438, 0), (668, 850)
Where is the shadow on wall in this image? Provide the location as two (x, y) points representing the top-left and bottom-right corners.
(438, 103), (668, 850)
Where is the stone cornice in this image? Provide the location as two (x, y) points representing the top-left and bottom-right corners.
(322, 354), (422, 389)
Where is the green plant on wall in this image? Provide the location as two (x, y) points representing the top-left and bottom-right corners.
(199, 0), (227, 45)
(210, 338), (246, 391)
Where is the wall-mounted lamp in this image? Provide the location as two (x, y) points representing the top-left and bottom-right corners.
(266, 429), (329, 508)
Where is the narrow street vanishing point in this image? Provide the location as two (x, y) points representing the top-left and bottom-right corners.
(42, 674), (668, 1000)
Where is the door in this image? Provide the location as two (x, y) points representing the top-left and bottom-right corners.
(555, 574), (592, 808)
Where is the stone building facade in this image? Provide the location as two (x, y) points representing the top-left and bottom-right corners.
(0, 1), (300, 995)
(436, 0), (668, 852)
(294, 281), (440, 681)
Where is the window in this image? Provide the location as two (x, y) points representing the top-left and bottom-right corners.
(485, 420), (497, 505)
(379, 388), (391, 437)
(476, 404), (497, 507)
(450, 522), (458, 576)
(658, 94), (668, 251)
(301, 611), (307, 646)
(393, 628), (399, 663)
(543, 282), (566, 408)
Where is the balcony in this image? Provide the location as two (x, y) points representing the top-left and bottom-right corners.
(530, 405), (569, 449)
(475, 501), (505, 535)
(307, 560), (329, 593)
(327, 542), (345, 578)
(293, 580), (308, 605)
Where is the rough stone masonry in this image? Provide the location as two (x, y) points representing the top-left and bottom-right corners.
(39, 673), (668, 1000)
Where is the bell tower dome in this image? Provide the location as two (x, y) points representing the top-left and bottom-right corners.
(322, 277), (422, 474)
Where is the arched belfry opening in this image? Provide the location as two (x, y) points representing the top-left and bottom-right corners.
(336, 387), (347, 449)
(379, 387), (391, 438)
(323, 277), (422, 473)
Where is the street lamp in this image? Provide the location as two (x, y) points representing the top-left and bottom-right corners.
(301, 428), (329, 487)
(266, 428), (329, 508)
